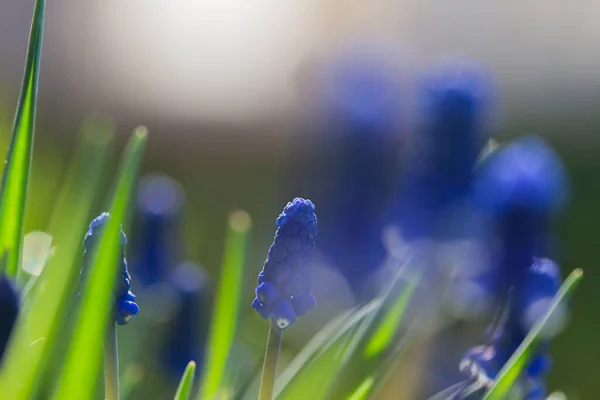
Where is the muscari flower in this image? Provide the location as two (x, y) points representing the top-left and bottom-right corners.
(316, 51), (402, 297)
(163, 262), (209, 377)
(459, 137), (569, 399)
(83, 212), (139, 326)
(0, 274), (19, 362)
(390, 61), (491, 241)
(132, 174), (184, 286)
(394, 62), (493, 397)
(252, 198), (317, 330)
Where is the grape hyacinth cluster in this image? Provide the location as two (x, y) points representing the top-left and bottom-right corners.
(252, 198), (317, 330)
(316, 50), (402, 298)
(389, 61), (491, 241)
(384, 62), (492, 396)
(82, 212), (139, 326)
(132, 175), (210, 376)
(459, 258), (561, 399)
(458, 137), (569, 399)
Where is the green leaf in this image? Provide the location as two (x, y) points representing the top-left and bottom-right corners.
(199, 210), (252, 400)
(174, 361), (197, 400)
(274, 301), (380, 400)
(363, 277), (418, 358)
(346, 377), (374, 400)
(51, 127), (147, 400)
(321, 270), (421, 400)
(482, 268), (583, 400)
(0, 0), (45, 278)
(0, 119), (114, 399)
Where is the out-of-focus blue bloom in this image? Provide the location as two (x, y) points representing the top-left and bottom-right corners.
(391, 62), (492, 241)
(458, 137), (569, 399)
(472, 136), (568, 304)
(388, 62), (492, 396)
(83, 212), (139, 326)
(0, 274), (18, 362)
(252, 198), (317, 330)
(315, 52), (403, 296)
(459, 259), (560, 400)
(131, 175), (184, 286)
(162, 262), (209, 377)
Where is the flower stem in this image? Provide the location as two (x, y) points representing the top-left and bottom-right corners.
(258, 323), (283, 400)
(104, 322), (120, 400)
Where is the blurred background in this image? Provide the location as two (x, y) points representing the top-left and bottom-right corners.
(1, 0), (599, 398)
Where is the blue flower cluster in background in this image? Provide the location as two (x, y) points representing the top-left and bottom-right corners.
(252, 198), (317, 330)
(312, 50), (402, 299)
(457, 137), (569, 399)
(131, 174), (209, 378)
(82, 212), (139, 326)
(132, 175), (184, 286)
(390, 61), (491, 242)
(162, 261), (209, 377)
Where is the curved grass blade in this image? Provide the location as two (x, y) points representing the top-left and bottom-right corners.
(482, 268), (583, 400)
(174, 361), (197, 400)
(20, 117), (114, 306)
(199, 211), (252, 400)
(346, 377), (374, 400)
(274, 301), (379, 396)
(274, 301), (380, 400)
(0, 0), (45, 278)
(51, 127), (147, 400)
(0, 121), (114, 399)
(321, 268), (421, 400)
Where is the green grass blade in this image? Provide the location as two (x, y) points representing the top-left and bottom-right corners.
(0, 0), (45, 278)
(0, 121), (114, 399)
(274, 301), (379, 400)
(483, 268), (583, 400)
(346, 377), (374, 400)
(51, 127), (147, 400)
(174, 361), (197, 400)
(199, 210), (252, 400)
(363, 277), (418, 358)
(321, 269), (421, 400)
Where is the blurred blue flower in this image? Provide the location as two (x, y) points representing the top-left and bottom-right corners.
(252, 198), (317, 330)
(473, 136), (568, 302)
(390, 61), (492, 241)
(315, 52), (403, 297)
(0, 274), (18, 362)
(162, 262), (209, 377)
(458, 136), (569, 399)
(459, 259), (561, 400)
(131, 174), (184, 286)
(83, 212), (139, 326)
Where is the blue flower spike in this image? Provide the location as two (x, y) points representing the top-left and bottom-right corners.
(392, 61), (492, 241)
(252, 198), (317, 330)
(83, 212), (139, 326)
(459, 137), (569, 399)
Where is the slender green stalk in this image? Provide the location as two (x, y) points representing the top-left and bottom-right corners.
(258, 324), (283, 400)
(104, 323), (120, 400)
